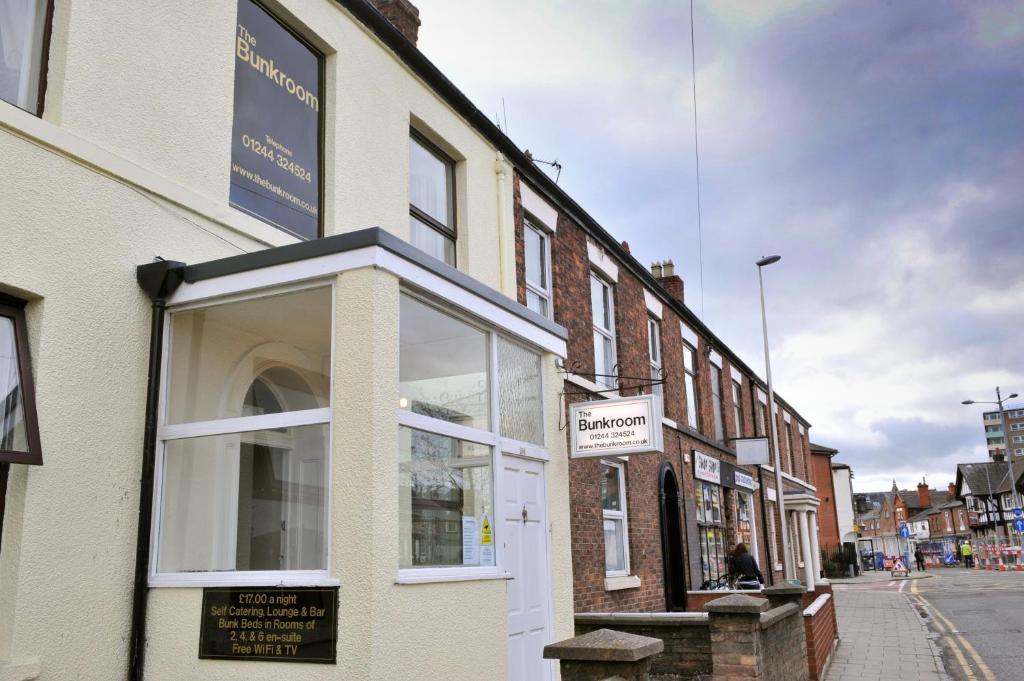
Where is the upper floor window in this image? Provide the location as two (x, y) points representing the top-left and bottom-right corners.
(784, 421), (794, 473)
(710, 364), (725, 443)
(682, 342), (699, 430)
(601, 461), (629, 576)
(0, 295), (42, 465)
(0, 0), (49, 114)
(648, 316), (662, 398)
(590, 273), (615, 389)
(524, 219), (552, 318)
(409, 132), (456, 266)
(756, 398), (767, 438)
(731, 379), (743, 438)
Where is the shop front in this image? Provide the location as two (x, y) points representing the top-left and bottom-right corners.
(133, 229), (572, 680)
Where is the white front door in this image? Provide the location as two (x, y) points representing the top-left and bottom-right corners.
(503, 455), (552, 681)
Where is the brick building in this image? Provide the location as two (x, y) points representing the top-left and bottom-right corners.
(510, 177), (823, 613)
(809, 443), (841, 550)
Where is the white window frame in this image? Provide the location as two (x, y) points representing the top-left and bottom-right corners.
(682, 341), (699, 431)
(602, 460), (631, 577)
(767, 501), (782, 571)
(735, 488), (758, 564)
(150, 281), (336, 588)
(396, 291), (549, 584)
(524, 218), (553, 319)
(731, 379), (743, 439)
(648, 316), (662, 398)
(709, 363), (725, 443)
(591, 272), (617, 390)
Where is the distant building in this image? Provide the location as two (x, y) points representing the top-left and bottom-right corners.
(981, 406), (1024, 460)
(831, 461), (857, 546)
(955, 458), (1024, 545)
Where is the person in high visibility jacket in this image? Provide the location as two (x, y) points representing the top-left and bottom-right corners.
(961, 542), (974, 568)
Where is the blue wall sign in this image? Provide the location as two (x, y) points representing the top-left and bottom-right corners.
(1014, 518), (1024, 533)
(230, 0), (322, 240)
(899, 524), (910, 539)
(1014, 508), (1022, 519)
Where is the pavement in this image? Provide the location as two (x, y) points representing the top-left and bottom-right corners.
(825, 567), (1024, 681)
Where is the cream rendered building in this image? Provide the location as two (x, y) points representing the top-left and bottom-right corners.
(0, 1), (573, 680)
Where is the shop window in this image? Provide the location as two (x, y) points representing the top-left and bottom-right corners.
(155, 286), (332, 580)
(0, 296), (42, 465)
(735, 490), (756, 554)
(524, 219), (552, 318)
(0, 0), (50, 114)
(696, 481), (725, 585)
(398, 294), (545, 575)
(682, 342), (699, 430)
(648, 317), (662, 398)
(601, 461), (629, 576)
(710, 364), (725, 443)
(731, 380), (743, 438)
(590, 273), (616, 389)
(409, 132), (456, 266)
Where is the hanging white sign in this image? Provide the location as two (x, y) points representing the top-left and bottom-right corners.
(570, 394), (664, 458)
(694, 451), (721, 484)
(736, 437), (770, 465)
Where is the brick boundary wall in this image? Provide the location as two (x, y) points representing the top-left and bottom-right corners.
(802, 585), (838, 681)
(575, 613), (712, 680)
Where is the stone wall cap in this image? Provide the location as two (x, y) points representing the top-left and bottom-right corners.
(575, 612), (709, 627)
(543, 628), (664, 662)
(762, 584), (807, 596)
(703, 594), (769, 614)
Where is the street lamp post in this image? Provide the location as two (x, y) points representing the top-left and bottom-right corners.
(963, 388), (1021, 547)
(757, 255), (795, 582)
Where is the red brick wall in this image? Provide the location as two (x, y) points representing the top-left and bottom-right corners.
(811, 451), (841, 549)
(803, 585), (838, 680)
(513, 172), (813, 612)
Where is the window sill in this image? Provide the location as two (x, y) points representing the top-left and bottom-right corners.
(604, 574), (641, 591)
(149, 570), (338, 588)
(396, 568), (512, 585)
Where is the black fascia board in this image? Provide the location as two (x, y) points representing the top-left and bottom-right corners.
(333, 0), (809, 427)
(172, 227), (566, 341)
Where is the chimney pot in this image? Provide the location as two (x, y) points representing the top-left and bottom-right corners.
(651, 261), (663, 278)
(370, 0), (421, 45)
(662, 259), (675, 277)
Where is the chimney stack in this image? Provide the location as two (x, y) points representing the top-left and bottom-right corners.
(948, 482), (956, 497)
(994, 451), (1006, 463)
(370, 0), (421, 45)
(651, 259), (684, 304)
(917, 480), (930, 508)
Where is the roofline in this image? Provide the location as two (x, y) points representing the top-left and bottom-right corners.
(810, 442), (839, 455)
(331, 0), (813, 429)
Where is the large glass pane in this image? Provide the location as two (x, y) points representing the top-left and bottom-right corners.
(590, 276), (609, 330)
(399, 295), (489, 430)
(497, 337), (543, 445)
(604, 518), (625, 572)
(0, 0), (47, 112)
(684, 373), (698, 428)
(399, 427), (493, 568)
(525, 289), (547, 317)
(167, 287), (331, 424)
(158, 424), (328, 573)
(410, 215), (455, 266)
(711, 366), (724, 442)
(524, 224), (546, 288)
(600, 464), (621, 511)
(409, 136), (452, 227)
(0, 316), (27, 451)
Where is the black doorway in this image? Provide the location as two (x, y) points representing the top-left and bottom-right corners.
(659, 463), (687, 611)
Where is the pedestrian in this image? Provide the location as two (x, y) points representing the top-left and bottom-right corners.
(961, 541), (973, 569)
(914, 547), (926, 571)
(728, 542), (763, 590)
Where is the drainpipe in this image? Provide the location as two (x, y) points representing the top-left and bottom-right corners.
(129, 259), (184, 681)
(495, 153), (512, 296)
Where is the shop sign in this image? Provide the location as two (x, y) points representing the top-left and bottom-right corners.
(199, 587), (337, 663)
(694, 451), (721, 484)
(230, 0), (322, 240)
(570, 395), (664, 458)
(734, 470), (755, 490)
(735, 437), (770, 465)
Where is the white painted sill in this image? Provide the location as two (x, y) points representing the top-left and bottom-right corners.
(604, 574), (641, 591)
(149, 570), (338, 588)
(396, 569), (513, 585)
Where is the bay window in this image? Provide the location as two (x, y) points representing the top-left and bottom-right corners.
(601, 461), (629, 576)
(155, 285), (332, 582)
(399, 293), (545, 575)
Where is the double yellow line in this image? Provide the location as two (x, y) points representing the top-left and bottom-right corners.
(910, 579), (997, 681)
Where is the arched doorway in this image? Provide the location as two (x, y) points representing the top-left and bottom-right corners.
(659, 462), (687, 611)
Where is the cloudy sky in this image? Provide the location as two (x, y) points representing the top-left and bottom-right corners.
(413, 0), (1024, 492)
